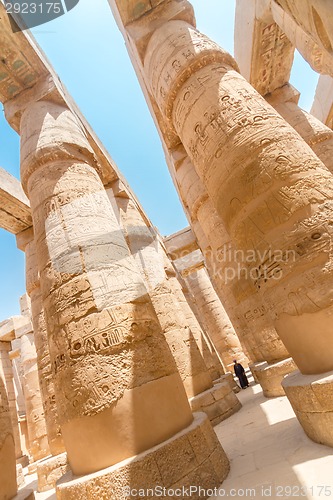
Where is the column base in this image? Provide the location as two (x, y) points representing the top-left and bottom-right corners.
(249, 362), (267, 383)
(37, 452), (70, 492)
(213, 373), (240, 394)
(190, 382), (241, 425)
(251, 358), (297, 397)
(282, 370), (333, 448)
(16, 463), (25, 488)
(56, 412), (229, 500)
(13, 488), (35, 500)
(16, 455), (29, 468)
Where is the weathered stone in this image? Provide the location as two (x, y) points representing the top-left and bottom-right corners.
(282, 370), (333, 447)
(37, 452), (70, 492)
(252, 358), (297, 397)
(56, 413), (229, 500)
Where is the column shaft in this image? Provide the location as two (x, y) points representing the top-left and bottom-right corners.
(20, 99), (192, 476)
(144, 20), (333, 375)
(114, 194), (213, 397)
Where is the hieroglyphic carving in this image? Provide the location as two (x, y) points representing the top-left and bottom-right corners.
(144, 19), (333, 375)
(20, 98), (193, 475)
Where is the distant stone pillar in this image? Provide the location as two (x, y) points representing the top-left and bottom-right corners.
(113, 194), (240, 424)
(19, 99), (227, 495)
(183, 260), (247, 371)
(113, 193), (212, 398)
(0, 342), (22, 460)
(0, 373), (17, 499)
(20, 330), (49, 462)
(161, 251), (224, 380)
(172, 147), (288, 365)
(24, 237), (65, 458)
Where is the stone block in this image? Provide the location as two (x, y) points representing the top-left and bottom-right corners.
(56, 413), (229, 500)
(190, 383), (241, 425)
(283, 370), (333, 447)
(253, 358), (297, 397)
(37, 452), (70, 492)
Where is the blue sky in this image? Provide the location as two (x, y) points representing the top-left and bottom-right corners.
(0, 0), (319, 320)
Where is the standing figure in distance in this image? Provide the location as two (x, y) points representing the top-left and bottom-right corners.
(233, 359), (249, 389)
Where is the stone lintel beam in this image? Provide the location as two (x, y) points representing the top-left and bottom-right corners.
(173, 249), (205, 277)
(16, 227), (34, 252)
(264, 82), (300, 103)
(234, 0), (294, 96)
(270, 0), (333, 77)
(0, 5), (147, 208)
(0, 167), (32, 234)
(164, 226), (198, 260)
(0, 316), (33, 342)
(311, 75), (333, 129)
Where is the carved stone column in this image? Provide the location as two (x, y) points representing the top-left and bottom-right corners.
(179, 254), (247, 371)
(172, 148), (289, 367)
(143, 18), (333, 443)
(266, 85), (333, 173)
(19, 98), (228, 495)
(19, 329), (49, 462)
(161, 250), (224, 381)
(113, 193), (240, 423)
(0, 372), (17, 499)
(21, 234), (69, 492)
(0, 341), (22, 460)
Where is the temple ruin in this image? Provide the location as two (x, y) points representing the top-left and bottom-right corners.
(1, 0), (333, 498)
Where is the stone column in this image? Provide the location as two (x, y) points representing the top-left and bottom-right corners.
(161, 249), (224, 380)
(143, 18), (333, 444)
(180, 255), (247, 371)
(114, 193), (240, 423)
(19, 98), (228, 495)
(16, 230), (70, 491)
(19, 329), (49, 462)
(0, 372), (17, 500)
(172, 148), (289, 367)
(24, 235), (66, 456)
(0, 341), (22, 460)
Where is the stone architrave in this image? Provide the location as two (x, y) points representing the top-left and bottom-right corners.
(266, 84), (333, 173)
(0, 372), (17, 500)
(271, 0), (333, 62)
(18, 97), (229, 495)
